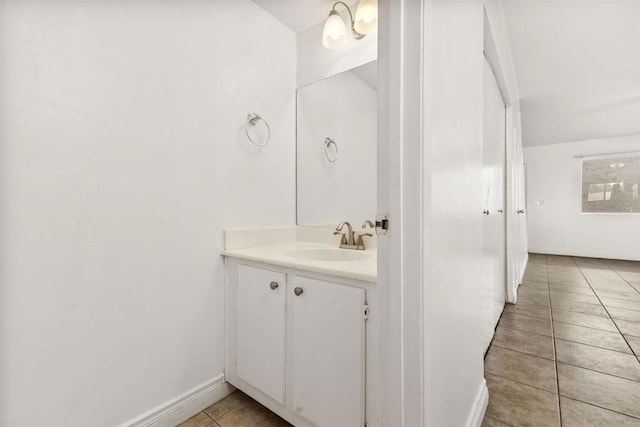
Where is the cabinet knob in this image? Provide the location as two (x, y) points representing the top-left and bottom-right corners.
(269, 281), (279, 290)
(294, 287), (303, 296)
(517, 209), (525, 214)
(483, 210), (490, 215)
(497, 209), (504, 214)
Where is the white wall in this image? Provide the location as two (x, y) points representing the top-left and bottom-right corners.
(0, 2), (296, 426)
(297, 69), (377, 226)
(421, 1), (487, 424)
(377, 0), (525, 424)
(524, 134), (640, 261)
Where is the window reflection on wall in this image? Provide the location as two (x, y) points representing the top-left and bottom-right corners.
(582, 155), (640, 213)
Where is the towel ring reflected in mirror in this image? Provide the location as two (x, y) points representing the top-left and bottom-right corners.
(245, 113), (271, 147)
(324, 137), (338, 163)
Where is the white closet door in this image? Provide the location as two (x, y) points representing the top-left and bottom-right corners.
(482, 57), (507, 352)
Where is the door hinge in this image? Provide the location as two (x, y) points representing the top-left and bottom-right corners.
(375, 213), (389, 236)
(364, 304), (369, 320)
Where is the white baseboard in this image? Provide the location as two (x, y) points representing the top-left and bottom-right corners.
(528, 247), (640, 262)
(466, 379), (489, 427)
(120, 374), (233, 427)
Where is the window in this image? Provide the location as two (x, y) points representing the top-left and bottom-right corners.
(582, 155), (640, 213)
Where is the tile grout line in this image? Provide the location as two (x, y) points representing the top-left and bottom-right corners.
(504, 309), (617, 333)
(555, 359), (640, 384)
(494, 327), (638, 357)
(489, 342), (555, 361)
(602, 259), (640, 296)
(486, 371), (558, 396)
(573, 257), (639, 359)
(548, 255), (562, 426)
(557, 394), (640, 422)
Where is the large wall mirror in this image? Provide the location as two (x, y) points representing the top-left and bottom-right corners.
(296, 60), (377, 226)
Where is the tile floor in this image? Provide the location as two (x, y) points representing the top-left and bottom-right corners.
(177, 390), (291, 427)
(483, 254), (640, 426)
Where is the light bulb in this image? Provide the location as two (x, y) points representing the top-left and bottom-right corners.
(354, 0), (378, 35)
(322, 10), (347, 49)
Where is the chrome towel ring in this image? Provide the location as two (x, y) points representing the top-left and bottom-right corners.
(245, 113), (271, 147)
(324, 137), (338, 163)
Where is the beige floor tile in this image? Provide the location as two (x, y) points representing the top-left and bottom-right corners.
(553, 309), (618, 332)
(485, 346), (557, 393)
(178, 412), (216, 427)
(481, 416), (510, 426)
(590, 283), (637, 293)
(574, 259), (610, 268)
(499, 312), (553, 337)
(548, 277), (590, 287)
(553, 321), (634, 354)
(547, 264), (581, 272)
(204, 391), (251, 420)
(492, 326), (555, 359)
(550, 298), (608, 317)
(594, 289), (640, 302)
(560, 397), (640, 427)
(601, 297), (640, 312)
(608, 307), (640, 323)
(485, 373), (560, 427)
(528, 253), (547, 264)
(625, 334), (640, 354)
(518, 294), (550, 307)
(521, 279), (550, 289)
(557, 363), (640, 419)
(550, 291), (600, 305)
(555, 339), (640, 381)
(546, 255), (576, 266)
(549, 283), (595, 295)
(524, 272), (549, 283)
(518, 287), (550, 298)
(216, 401), (291, 427)
(585, 276), (629, 286)
(504, 302), (551, 320)
(617, 320), (640, 337)
(547, 271), (584, 280)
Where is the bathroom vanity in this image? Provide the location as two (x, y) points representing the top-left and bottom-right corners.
(222, 227), (378, 427)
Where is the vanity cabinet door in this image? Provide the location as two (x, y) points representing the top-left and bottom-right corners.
(236, 265), (286, 405)
(289, 276), (365, 427)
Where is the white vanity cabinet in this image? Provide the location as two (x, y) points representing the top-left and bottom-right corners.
(236, 265), (286, 404)
(226, 259), (373, 427)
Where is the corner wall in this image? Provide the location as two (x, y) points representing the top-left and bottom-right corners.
(0, 2), (296, 426)
(524, 134), (640, 261)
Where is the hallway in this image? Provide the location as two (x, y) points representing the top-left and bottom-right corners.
(483, 254), (640, 426)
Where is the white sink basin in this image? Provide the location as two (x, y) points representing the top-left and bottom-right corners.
(285, 248), (372, 262)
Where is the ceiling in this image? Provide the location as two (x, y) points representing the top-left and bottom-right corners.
(254, 1), (640, 147)
(252, 0), (339, 33)
(503, 0), (640, 146)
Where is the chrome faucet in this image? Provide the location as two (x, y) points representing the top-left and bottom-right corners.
(334, 221), (372, 250)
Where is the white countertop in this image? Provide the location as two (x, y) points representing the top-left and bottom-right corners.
(221, 227), (377, 283)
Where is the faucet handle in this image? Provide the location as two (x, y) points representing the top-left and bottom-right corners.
(362, 219), (375, 229)
(333, 230), (348, 245)
(355, 232), (373, 249)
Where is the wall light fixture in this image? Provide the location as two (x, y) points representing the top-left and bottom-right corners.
(322, 0), (378, 50)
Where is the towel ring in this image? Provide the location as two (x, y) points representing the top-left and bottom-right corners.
(324, 137), (338, 163)
(245, 113), (271, 147)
